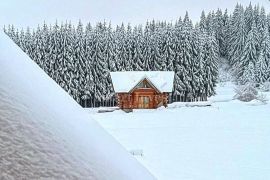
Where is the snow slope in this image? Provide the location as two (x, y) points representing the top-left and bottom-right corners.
(0, 31), (155, 180)
(90, 82), (270, 180)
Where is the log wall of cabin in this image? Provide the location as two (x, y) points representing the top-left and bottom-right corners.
(116, 89), (168, 109)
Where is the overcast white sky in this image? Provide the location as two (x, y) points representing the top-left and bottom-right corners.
(0, 0), (269, 28)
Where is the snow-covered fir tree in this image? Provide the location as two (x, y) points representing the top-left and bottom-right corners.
(161, 23), (175, 71)
(203, 34), (219, 97)
(228, 4), (246, 67)
(131, 25), (144, 71)
(142, 21), (152, 71)
(115, 23), (127, 71)
(212, 8), (225, 57)
(91, 22), (108, 103)
(237, 21), (259, 84)
(256, 28), (270, 83)
(199, 11), (207, 31)
(222, 9), (230, 58)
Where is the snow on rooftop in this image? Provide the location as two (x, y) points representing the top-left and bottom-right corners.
(110, 71), (175, 93)
(0, 31), (155, 180)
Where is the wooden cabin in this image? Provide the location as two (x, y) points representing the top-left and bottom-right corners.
(110, 71), (174, 112)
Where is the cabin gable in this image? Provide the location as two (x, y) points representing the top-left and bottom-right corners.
(129, 78), (161, 94)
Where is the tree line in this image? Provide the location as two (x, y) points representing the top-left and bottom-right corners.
(4, 13), (218, 106)
(5, 3), (269, 107)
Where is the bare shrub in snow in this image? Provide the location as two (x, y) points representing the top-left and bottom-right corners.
(234, 84), (258, 102)
(129, 149), (144, 156)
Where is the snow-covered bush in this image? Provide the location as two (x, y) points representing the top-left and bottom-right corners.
(234, 84), (268, 104)
(234, 84), (258, 102)
(260, 82), (270, 92)
(256, 93), (268, 104)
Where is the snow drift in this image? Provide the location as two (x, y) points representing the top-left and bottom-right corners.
(0, 31), (155, 180)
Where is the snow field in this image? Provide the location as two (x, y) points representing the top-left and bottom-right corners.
(89, 82), (270, 180)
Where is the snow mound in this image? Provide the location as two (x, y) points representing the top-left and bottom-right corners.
(168, 101), (212, 108)
(0, 31), (155, 180)
(245, 99), (267, 106)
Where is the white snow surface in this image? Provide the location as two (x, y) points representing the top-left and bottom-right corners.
(110, 71), (174, 93)
(0, 31), (155, 180)
(89, 82), (270, 180)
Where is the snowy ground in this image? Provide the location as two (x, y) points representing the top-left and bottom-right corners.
(87, 82), (270, 180)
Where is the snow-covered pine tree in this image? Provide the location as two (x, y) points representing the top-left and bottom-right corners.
(72, 20), (86, 103)
(196, 30), (207, 101)
(179, 12), (194, 101)
(160, 23), (175, 71)
(190, 27), (204, 101)
(142, 21), (152, 70)
(125, 23), (133, 71)
(40, 22), (50, 75)
(228, 4), (246, 67)
(115, 23), (127, 71)
(32, 25), (43, 68)
(13, 28), (20, 46)
(104, 23), (116, 72)
(173, 17), (186, 101)
(256, 28), (270, 83)
(257, 7), (267, 46)
(205, 11), (214, 35)
(213, 9), (224, 57)
(267, 14), (270, 33)
(203, 34), (219, 97)
(17, 29), (25, 51)
(237, 21), (259, 84)
(104, 22), (117, 102)
(199, 11), (207, 31)
(244, 3), (254, 33)
(92, 22), (108, 103)
(61, 22), (76, 100)
(3, 25), (7, 34)
(6, 25), (16, 42)
(23, 27), (35, 62)
(241, 61), (256, 84)
(132, 25), (144, 71)
(253, 5), (260, 26)
(150, 21), (163, 71)
(53, 23), (68, 97)
(222, 9), (230, 58)
(48, 21), (62, 84)
(82, 22), (94, 106)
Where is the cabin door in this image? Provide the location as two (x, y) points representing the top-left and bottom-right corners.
(138, 96), (150, 108)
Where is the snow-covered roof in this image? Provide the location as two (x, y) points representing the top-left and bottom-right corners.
(110, 71), (175, 93)
(0, 31), (155, 180)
